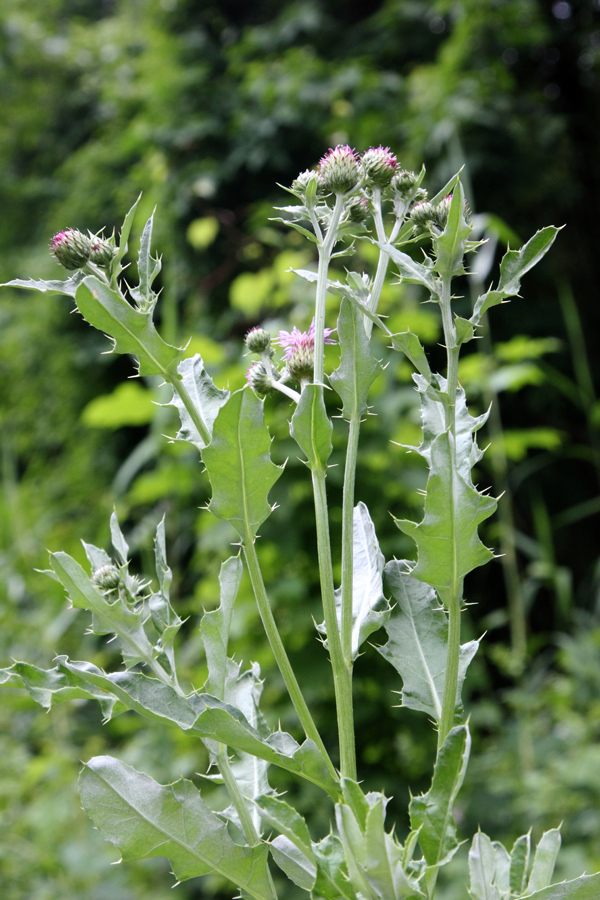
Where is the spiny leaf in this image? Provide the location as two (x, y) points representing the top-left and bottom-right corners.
(290, 384), (333, 471)
(330, 297), (382, 421)
(375, 242), (437, 293)
(0, 661), (121, 718)
(433, 180), (472, 278)
(112, 193), (142, 280)
(389, 332), (432, 380)
(468, 831), (505, 900)
(312, 833), (358, 900)
(270, 835), (316, 891)
(79, 756), (274, 899)
(524, 873), (600, 900)
(75, 275), (184, 377)
(510, 832), (531, 897)
(1, 272), (86, 297)
(130, 210), (162, 309)
(255, 794), (314, 862)
(148, 518), (183, 675)
(201, 556), (243, 700)
(527, 829), (562, 894)
(377, 560), (478, 723)
(168, 354), (229, 451)
(204, 388), (284, 541)
(409, 725), (471, 867)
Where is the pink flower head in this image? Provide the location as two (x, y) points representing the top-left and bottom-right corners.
(318, 145), (360, 194)
(277, 318), (336, 361)
(361, 146), (398, 188)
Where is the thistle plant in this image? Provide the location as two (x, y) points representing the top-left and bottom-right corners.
(1, 150), (596, 900)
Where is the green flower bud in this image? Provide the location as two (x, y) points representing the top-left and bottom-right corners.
(361, 146), (398, 188)
(246, 361), (276, 396)
(345, 195), (371, 223)
(92, 564), (121, 591)
(391, 169), (419, 196)
(318, 145), (360, 194)
(49, 229), (92, 270)
(291, 169), (322, 196)
(245, 327), (272, 355)
(89, 235), (117, 267)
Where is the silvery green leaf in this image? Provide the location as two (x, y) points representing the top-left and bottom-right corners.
(510, 833), (531, 896)
(468, 832), (504, 900)
(110, 509), (129, 563)
(290, 385), (333, 472)
(389, 332), (432, 380)
(331, 503), (390, 660)
(130, 210), (162, 310)
(270, 835), (316, 891)
(524, 873), (600, 900)
(0, 661), (121, 718)
(148, 518), (183, 673)
(255, 794), (314, 862)
(82, 540), (112, 571)
(75, 274), (184, 377)
(526, 829), (562, 894)
(201, 556), (243, 700)
(377, 560), (479, 723)
(112, 193), (141, 280)
(1, 271), (86, 297)
(79, 756), (275, 899)
(330, 298), (382, 422)
(168, 354), (229, 451)
(375, 243), (437, 293)
(312, 833), (358, 900)
(433, 180), (472, 278)
(203, 389), (284, 541)
(409, 725), (471, 867)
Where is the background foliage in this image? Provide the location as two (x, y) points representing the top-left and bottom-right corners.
(2, 1), (600, 898)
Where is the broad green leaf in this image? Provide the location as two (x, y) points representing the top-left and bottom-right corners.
(376, 243), (437, 293)
(377, 560), (478, 723)
(204, 389), (284, 541)
(525, 873), (600, 900)
(329, 503), (390, 660)
(389, 332), (432, 380)
(409, 725), (471, 867)
(201, 556), (243, 699)
(396, 431), (497, 607)
(312, 833), (358, 900)
(290, 384), (333, 471)
(57, 659), (339, 798)
(255, 794), (314, 862)
(75, 275), (184, 376)
(498, 226), (561, 296)
(526, 829), (562, 894)
(168, 354), (229, 451)
(433, 181), (472, 278)
(2, 271), (86, 297)
(510, 832), (531, 896)
(79, 756), (274, 900)
(0, 661), (121, 718)
(270, 835), (316, 891)
(468, 832), (503, 900)
(330, 298), (382, 421)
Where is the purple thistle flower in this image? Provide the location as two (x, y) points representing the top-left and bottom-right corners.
(277, 318), (336, 361)
(318, 145), (361, 194)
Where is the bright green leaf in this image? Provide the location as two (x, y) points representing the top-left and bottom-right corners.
(290, 385), (333, 472)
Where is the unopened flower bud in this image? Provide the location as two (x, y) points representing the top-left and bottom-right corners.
(345, 195), (370, 223)
(361, 146), (398, 188)
(291, 169), (322, 197)
(92, 564), (120, 591)
(246, 361), (276, 396)
(89, 235), (116, 267)
(409, 200), (437, 230)
(391, 169), (419, 196)
(49, 229), (92, 270)
(318, 145), (360, 194)
(245, 327), (272, 355)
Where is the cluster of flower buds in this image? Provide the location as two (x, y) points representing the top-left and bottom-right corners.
(244, 320), (336, 393)
(278, 320), (336, 384)
(409, 194), (457, 234)
(50, 228), (116, 271)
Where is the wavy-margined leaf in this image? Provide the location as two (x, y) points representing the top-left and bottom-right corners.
(0, 661), (122, 718)
(129, 210), (162, 310)
(270, 836), (316, 891)
(256, 794), (316, 891)
(433, 180), (472, 278)
(312, 833), (358, 900)
(168, 354), (229, 451)
(377, 560), (478, 723)
(319, 503), (390, 660)
(75, 275), (184, 376)
(470, 226), (561, 325)
(79, 756), (275, 900)
(396, 430), (497, 607)
(525, 873), (600, 900)
(49, 551), (156, 668)
(389, 332), (432, 381)
(290, 384), (333, 471)
(1, 271), (86, 297)
(330, 298), (382, 421)
(409, 725), (471, 868)
(56, 659), (339, 798)
(204, 388), (284, 541)
(375, 243), (437, 293)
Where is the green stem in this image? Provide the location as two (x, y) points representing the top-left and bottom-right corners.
(313, 194), (345, 385)
(340, 414), (360, 666)
(437, 274), (462, 750)
(217, 746), (261, 844)
(243, 537), (337, 781)
(311, 465), (356, 781)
